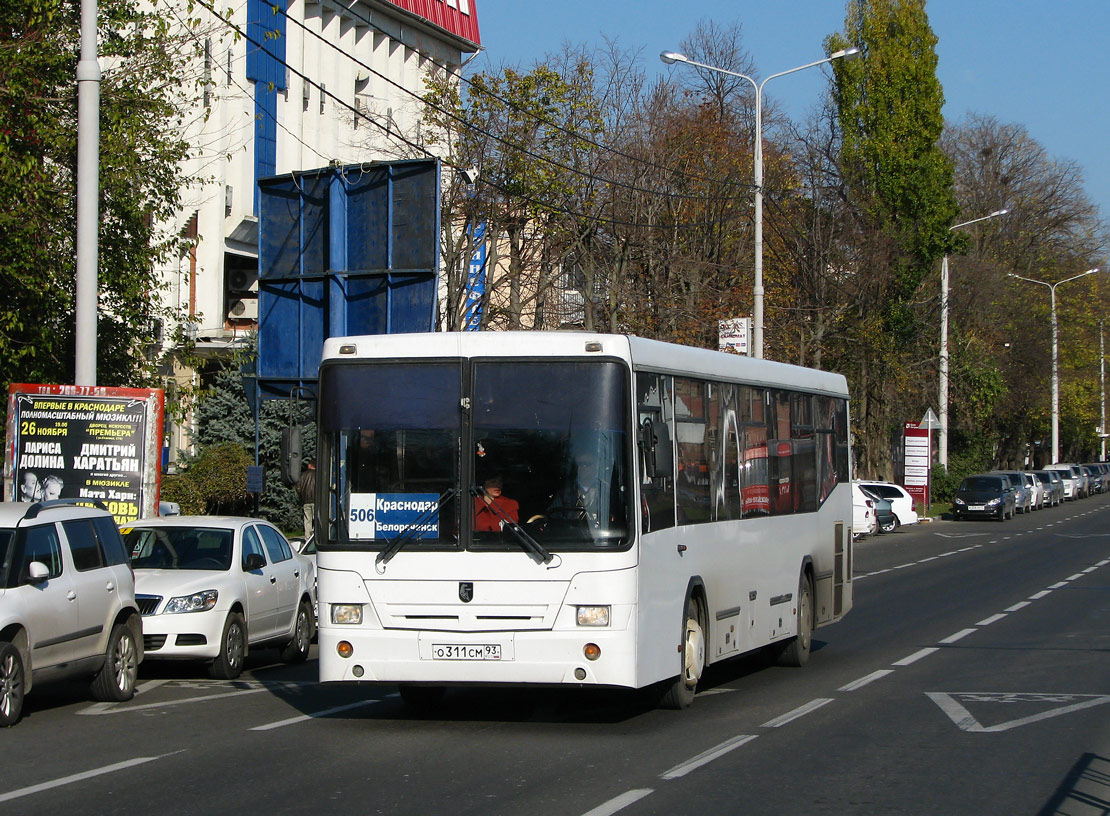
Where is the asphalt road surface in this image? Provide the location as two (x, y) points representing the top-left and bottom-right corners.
(4, 495), (1108, 815)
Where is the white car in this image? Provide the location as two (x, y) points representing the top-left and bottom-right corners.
(123, 516), (315, 679)
(851, 483), (879, 539)
(854, 481), (920, 528)
(1, 501), (143, 726)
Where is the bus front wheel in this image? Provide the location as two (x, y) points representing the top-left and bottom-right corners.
(659, 598), (705, 710)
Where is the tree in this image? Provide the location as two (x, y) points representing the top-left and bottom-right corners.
(825, 0), (959, 477)
(0, 0), (195, 400)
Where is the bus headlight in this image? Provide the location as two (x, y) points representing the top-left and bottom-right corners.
(331, 604), (364, 625)
(576, 605), (610, 627)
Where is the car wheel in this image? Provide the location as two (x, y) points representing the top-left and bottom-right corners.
(210, 612), (246, 679)
(280, 600), (314, 664)
(879, 517), (897, 534)
(91, 622), (139, 703)
(659, 597), (705, 709)
(774, 573), (814, 668)
(0, 642), (25, 727)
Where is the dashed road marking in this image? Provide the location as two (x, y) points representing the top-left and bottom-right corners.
(660, 734), (759, 779)
(762, 698), (833, 728)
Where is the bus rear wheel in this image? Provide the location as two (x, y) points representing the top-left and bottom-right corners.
(659, 598), (705, 710)
(774, 573), (813, 667)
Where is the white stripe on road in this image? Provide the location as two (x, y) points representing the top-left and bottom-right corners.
(1029, 590), (1052, 600)
(251, 699), (381, 731)
(1066, 573), (1085, 581)
(975, 613), (1007, 627)
(839, 670), (894, 691)
(893, 647), (939, 666)
(660, 735), (758, 779)
(580, 789), (654, 816)
(1005, 601), (1031, 612)
(939, 628), (977, 644)
(1048, 581), (1068, 589)
(0, 753), (181, 803)
(762, 698), (833, 728)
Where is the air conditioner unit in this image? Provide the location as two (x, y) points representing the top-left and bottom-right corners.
(228, 269), (258, 293)
(228, 298), (258, 321)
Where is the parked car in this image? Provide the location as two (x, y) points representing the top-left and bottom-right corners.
(123, 516), (315, 679)
(1021, 471), (1045, 510)
(0, 500), (143, 727)
(1046, 464), (1082, 500)
(952, 474), (1015, 521)
(851, 483), (878, 539)
(1032, 470), (1065, 507)
(993, 471), (1033, 514)
(854, 481), (920, 527)
(1081, 465), (1103, 494)
(857, 484), (897, 533)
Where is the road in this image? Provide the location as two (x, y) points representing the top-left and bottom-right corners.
(3, 496), (1109, 815)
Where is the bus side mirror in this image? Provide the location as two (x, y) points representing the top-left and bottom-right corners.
(281, 426), (302, 486)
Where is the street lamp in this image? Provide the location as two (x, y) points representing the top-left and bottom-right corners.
(938, 208), (1009, 471)
(1008, 267), (1101, 464)
(660, 46), (861, 359)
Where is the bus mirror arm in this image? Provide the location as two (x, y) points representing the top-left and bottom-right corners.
(640, 418), (673, 479)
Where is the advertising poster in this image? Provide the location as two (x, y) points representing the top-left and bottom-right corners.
(6, 384), (165, 525)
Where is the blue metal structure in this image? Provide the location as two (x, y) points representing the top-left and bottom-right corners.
(256, 158), (441, 400)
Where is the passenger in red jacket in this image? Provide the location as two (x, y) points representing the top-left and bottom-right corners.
(474, 476), (519, 532)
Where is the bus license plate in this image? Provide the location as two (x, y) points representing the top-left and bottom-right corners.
(432, 644), (501, 660)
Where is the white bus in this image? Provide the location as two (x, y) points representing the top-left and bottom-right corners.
(314, 332), (853, 707)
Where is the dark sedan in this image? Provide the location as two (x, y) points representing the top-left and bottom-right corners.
(952, 474), (1015, 521)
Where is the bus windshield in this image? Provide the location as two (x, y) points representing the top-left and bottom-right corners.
(318, 359), (631, 552)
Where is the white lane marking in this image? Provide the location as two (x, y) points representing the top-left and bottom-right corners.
(762, 698), (833, 728)
(696, 687), (736, 697)
(975, 613), (1007, 627)
(1048, 582), (1068, 589)
(659, 734), (759, 780)
(81, 678), (173, 714)
(79, 683), (274, 715)
(1066, 573), (1085, 581)
(939, 628), (977, 644)
(1083, 566), (1098, 573)
(893, 647), (939, 666)
(1005, 601), (1032, 612)
(927, 692), (1110, 733)
(839, 670), (894, 691)
(1098, 559), (1109, 566)
(251, 699), (381, 731)
(1029, 590), (1052, 600)
(0, 752), (182, 803)
(580, 789), (654, 816)
(919, 556), (939, 563)
(894, 563), (915, 570)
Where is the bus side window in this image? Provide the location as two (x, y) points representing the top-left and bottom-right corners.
(637, 372), (675, 533)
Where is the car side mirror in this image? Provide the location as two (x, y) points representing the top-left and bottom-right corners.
(243, 553), (266, 571)
(27, 561), (49, 583)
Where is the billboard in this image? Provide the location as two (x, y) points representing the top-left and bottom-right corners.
(257, 158), (441, 400)
(5, 384), (165, 524)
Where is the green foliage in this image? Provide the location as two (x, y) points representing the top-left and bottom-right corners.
(0, 0), (193, 395)
(828, 0), (959, 342)
(191, 339), (315, 532)
(931, 434), (996, 503)
(159, 472), (206, 515)
(163, 442), (252, 514)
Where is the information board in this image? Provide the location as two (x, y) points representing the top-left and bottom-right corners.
(5, 384), (165, 524)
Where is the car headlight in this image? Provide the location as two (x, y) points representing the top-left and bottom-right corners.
(954, 497), (966, 505)
(164, 589), (218, 614)
(576, 605), (610, 627)
(985, 497), (1001, 506)
(331, 604), (363, 625)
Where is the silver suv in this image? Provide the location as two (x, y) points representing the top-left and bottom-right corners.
(0, 500), (143, 726)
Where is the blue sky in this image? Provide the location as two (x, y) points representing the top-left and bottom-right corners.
(470, 0), (1110, 224)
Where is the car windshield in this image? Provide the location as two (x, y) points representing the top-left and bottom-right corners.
(125, 527), (233, 570)
(0, 528), (13, 586)
(961, 477), (1002, 491)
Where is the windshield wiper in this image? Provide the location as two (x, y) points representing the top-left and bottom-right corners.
(469, 485), (553, 566)
(376, 487), (458, 567)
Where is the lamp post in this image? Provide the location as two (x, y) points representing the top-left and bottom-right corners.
(1007, 268), (1101, 464)
(938, 208), (1008, 471)
(660, 46), (860, 359)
